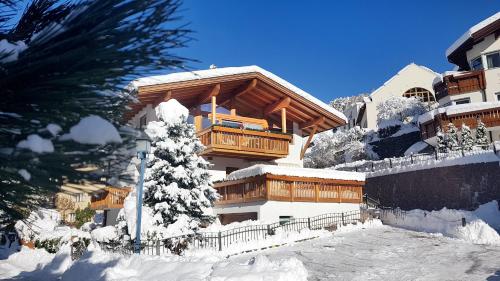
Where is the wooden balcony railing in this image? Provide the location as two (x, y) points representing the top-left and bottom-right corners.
(90, 187), (130, 210)
(214, 174), (364, 205)
(434, 70), (486, 101)
(197, 125), (293, 160)
(420, 106), (500, 139)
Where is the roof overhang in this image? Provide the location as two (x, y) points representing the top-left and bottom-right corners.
(446, 12), (500, 70)
(126, 66), (347, 136)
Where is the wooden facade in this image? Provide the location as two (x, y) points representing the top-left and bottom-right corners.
(420, 106), (500, 140)
(90, 187), (130, 210)
(433, 70), (486, 101)
(197, 125), (292, 160)
(214, 174), (364, 205)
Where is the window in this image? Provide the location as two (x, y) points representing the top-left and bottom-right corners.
(279, 216), (293, 225)
(470, 57), (483, 70)
(403, 87), (435, 102)
(139, 115), (147, 129)
(486, 52), (500, 69)
(454, 98), (470, 105)
(496, 92), (500, 101)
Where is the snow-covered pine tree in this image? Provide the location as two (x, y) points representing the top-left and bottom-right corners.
(0, 0), (193, 223)
(475, 119), (489, 148)
(460, 123), (474, 151)
(445, 123), (459, 151)
(142, 99), (218, 236)
(436, 127), (447, 153)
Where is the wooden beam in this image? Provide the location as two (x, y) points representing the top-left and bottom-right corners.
(154, 90), (172, 106)
(211, 96), (217, 124)
(300, 116), (325, 130)
(281, 108), (287, 133)
(219, 79), (257, 106)
(265, 97), (291, 115)
(193, 106), (202, 132)
(198, 84), (220, 104)
(300, 125), (318, 160)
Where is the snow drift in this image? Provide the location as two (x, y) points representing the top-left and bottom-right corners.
(382, 201), (500, 245)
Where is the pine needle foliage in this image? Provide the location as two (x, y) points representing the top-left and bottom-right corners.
(0, 0), (193, 223)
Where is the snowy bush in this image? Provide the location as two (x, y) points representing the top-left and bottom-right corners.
(460, 124), (474, 151)
(376, 96), (427, 125)
(117, 100), (218, 249)
(329, 94), (367, 112)
(475, 119), (489, 147)
(305, 127), (377, 168)
(445, 123), (459, 151)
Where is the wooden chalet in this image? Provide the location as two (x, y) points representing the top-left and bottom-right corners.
(127, 65), (364, 224)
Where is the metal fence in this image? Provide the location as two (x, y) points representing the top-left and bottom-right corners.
(97, 210), (362, 255)
(335, 145), (495, 173)
(379, 207), (467, 228)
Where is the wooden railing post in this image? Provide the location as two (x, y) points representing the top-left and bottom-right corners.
(290, 182), (294, 202)
(315, 183), (319, 202)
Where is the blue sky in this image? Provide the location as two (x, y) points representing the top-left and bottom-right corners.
(176, 1), (498, 103)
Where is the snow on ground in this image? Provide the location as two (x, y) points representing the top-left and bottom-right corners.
(382, 201), (500, 245)
(60, 115), (122, 145)
(233, 224), (500, 281)
(226, 164), (365, 182)
(0, 246), (308, 281)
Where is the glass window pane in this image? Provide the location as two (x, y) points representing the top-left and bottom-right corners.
(471, 57), (483, 70)
(486, 52), (500, 68)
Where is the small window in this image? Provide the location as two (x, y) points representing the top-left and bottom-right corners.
(471, 56), (483, 70)
(486, 52), (500, 69)
(454, 98), (470, 105)
(139, 115), (147, 129)
(279, 216), (293, 225)
(496, 93), (500, 101)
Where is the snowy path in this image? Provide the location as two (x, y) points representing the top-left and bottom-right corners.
(230, 225), (500, 281)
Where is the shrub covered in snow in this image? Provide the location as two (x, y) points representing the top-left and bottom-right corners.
(475, 119), (489, 147)
(117, 100), (218, 246)
(445, 122), (459, 150)
(305, 127), (378, 168)
(460, 124), (474, 151)
(376, 96), (428, 125)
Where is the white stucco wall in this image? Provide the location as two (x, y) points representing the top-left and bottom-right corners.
(362, 63), (440, 130)
(462, 33), (500, 103)
(437, 90), (485, 106)
(274, 122), (304, 168)
(214, 201), (360, 222)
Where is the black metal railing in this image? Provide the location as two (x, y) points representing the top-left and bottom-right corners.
(97, 210), (362, 255)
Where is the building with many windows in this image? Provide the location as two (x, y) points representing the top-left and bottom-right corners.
(420, 12), (500, 145)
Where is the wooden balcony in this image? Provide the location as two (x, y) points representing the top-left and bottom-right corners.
(420, 106), (500, 140)
(90, 187), (130, 210)
(214, 174), (364, 205)
(434, 70), (486, 101)
(197, 125), (293, 160)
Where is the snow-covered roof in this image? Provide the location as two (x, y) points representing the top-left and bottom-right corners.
(418, 102), (500, 124)
(369, 63), (440, 98)
(446, 12), (500, 57)
(131, 65), (347, 122)
(226, 164), (365, 182)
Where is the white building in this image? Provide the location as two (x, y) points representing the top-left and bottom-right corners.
(420, 12), (500, 145)
(343, 63), (441, 130)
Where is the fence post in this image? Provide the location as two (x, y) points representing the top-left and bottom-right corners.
(155, 240), (160, 256)
(355, 166), (358, 172)
(389, 158), (392, 168)
(267, 224), (272, 236)
(217, 231), (222, 251)
(410, 153), (413, 164)
(434, 148), (438, 160)
(307, 217), (311, 230)
(461, 217), (466, 227)
(371, 162), (374, 172)
(461, 147), (465, 157)
(341, 212), (345, 225)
